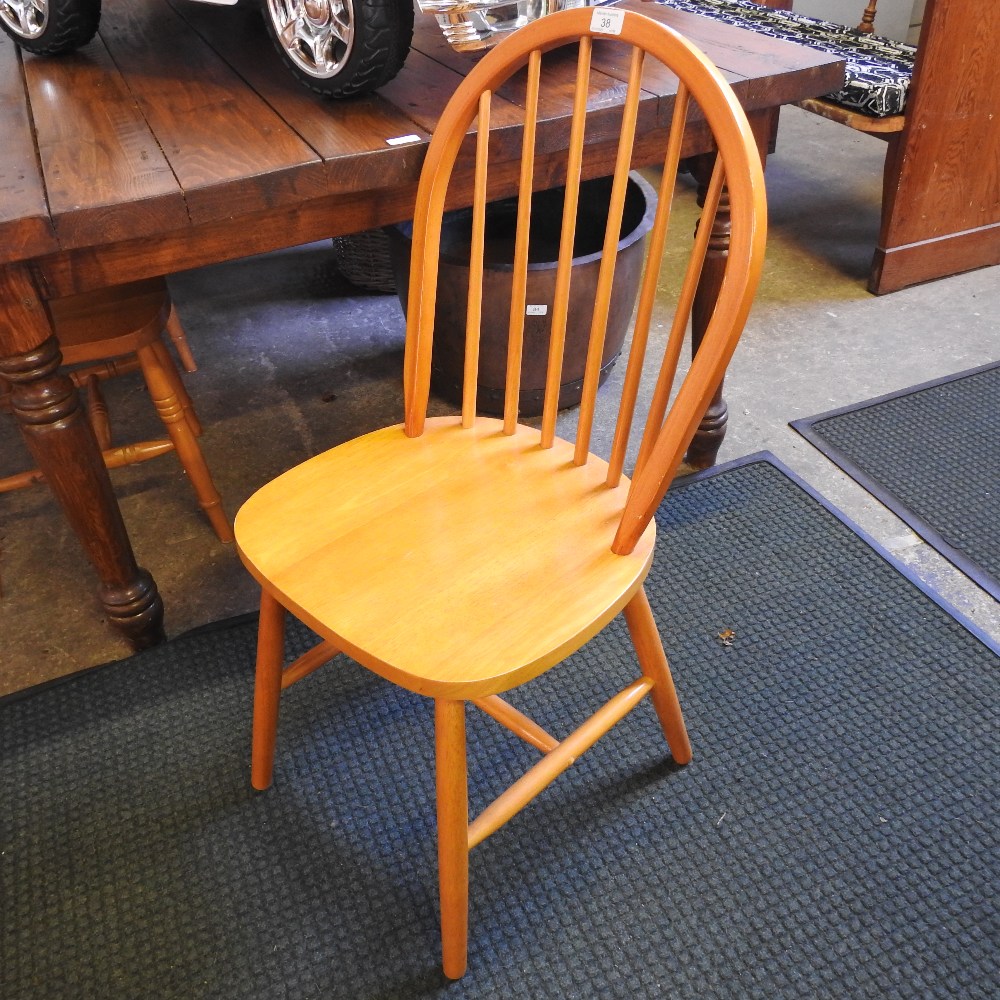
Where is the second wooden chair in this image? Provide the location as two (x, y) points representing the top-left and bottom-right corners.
(0, 278), (232, 543)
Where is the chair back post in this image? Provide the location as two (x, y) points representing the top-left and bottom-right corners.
(856, 0), (880, 34)
(572, 41), (646, 467)
(536, 34), (593, 449)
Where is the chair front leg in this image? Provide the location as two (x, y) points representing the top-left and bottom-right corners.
(623, 587), (692, 765)
(251, 589), (286, 790)
(435, 698), (469, 979)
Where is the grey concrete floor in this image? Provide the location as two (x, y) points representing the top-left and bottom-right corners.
(1, 107), (997, 697)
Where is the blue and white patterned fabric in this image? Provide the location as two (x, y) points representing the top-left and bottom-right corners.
(654, 0), (915, 117)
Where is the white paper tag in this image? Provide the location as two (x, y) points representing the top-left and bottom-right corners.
(590, 7), (625, 35)
(385, 134), (422, 146)
(526, 304), (548, 316)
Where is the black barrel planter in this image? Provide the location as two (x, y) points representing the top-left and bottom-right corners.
(387, 172), (656, 417)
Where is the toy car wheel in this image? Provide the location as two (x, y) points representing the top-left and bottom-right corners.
(0, 0), (100, 54)
(262, 0), (413, 99)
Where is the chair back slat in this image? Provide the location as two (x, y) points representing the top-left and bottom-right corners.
(462, 92), (493, 428)
(402, 160), (441, 436)
(402, 8), (766, 551)
(503, 49), (543, 435)
(573, 44), (646, 468)
(606, 83), (692, 488)
(539, 35), (593, 450)
(402, 54), (491, 436)
(402, 204), (429, 434)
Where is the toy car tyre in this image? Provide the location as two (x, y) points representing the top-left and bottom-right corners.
(262, 0), (414, 99)
(0, 0), (101, 54)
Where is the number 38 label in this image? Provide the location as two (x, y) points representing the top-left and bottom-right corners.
(590, 8), (625, 35)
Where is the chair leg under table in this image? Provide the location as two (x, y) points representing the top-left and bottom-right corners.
(165, 304), (198, 373)
(136, 342), (233, 542)
(151, 337), (202, 436)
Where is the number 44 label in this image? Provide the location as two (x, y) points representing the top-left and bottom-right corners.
(591, 7), (625, 35)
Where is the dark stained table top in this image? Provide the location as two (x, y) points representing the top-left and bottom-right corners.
(0, 0), (843, 304)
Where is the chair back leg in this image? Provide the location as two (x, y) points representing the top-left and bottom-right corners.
(150, 337), (202, 437)
(165, 304), (199, 372)
(136, 342), (233, 542)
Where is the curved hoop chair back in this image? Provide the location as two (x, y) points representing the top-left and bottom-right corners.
(235, 6), (767, 981)
(403, 5), (767, 553)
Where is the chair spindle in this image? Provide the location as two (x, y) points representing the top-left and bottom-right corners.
(574, 44), (646, 467)
(633, 153), (726, 480)
(607, 84), (693, 487)
(462, 92), (493, 428)
(856, 0), (879, 34)
(540, 35), (593, 449)
(504, 49), (543, 435)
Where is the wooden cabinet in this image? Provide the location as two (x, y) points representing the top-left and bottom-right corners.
(872, 0), (1000, 293)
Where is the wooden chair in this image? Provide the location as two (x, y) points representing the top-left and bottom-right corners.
(0, 278), (232, 543)
(235, 6), (766, 978)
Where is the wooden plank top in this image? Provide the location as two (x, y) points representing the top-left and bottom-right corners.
(22, 31), (190, 248)
(0, 0), (844, 283)
(0, 36), (58, 260)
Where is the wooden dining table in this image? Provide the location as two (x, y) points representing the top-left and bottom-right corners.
(0, 0), (843, 651)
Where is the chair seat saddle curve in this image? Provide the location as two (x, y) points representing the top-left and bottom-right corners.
(235, 5), (767, 979)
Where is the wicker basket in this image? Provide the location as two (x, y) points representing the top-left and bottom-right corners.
(331, 229), (398, 293)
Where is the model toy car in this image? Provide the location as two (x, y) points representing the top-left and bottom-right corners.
(0, 0), (596, 99)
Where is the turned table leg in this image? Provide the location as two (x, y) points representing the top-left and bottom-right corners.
(685, 111), (770, 470)
(0, 265), (164, 649)
(685, 152), (733, 470)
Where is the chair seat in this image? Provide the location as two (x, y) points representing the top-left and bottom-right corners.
(235, 416), (656, 698)
(50, 279), (170, 362)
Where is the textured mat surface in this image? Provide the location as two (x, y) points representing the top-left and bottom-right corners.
(2, 457), (997, 1000)
(792, 361), (1000, 600)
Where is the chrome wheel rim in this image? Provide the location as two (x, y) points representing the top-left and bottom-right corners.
(0, 0), (48, 39)
(266, 0), (354, 80)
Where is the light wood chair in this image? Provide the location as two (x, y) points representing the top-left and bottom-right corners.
(235, 6), (766, 978)
(0, 278), (232, 543)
